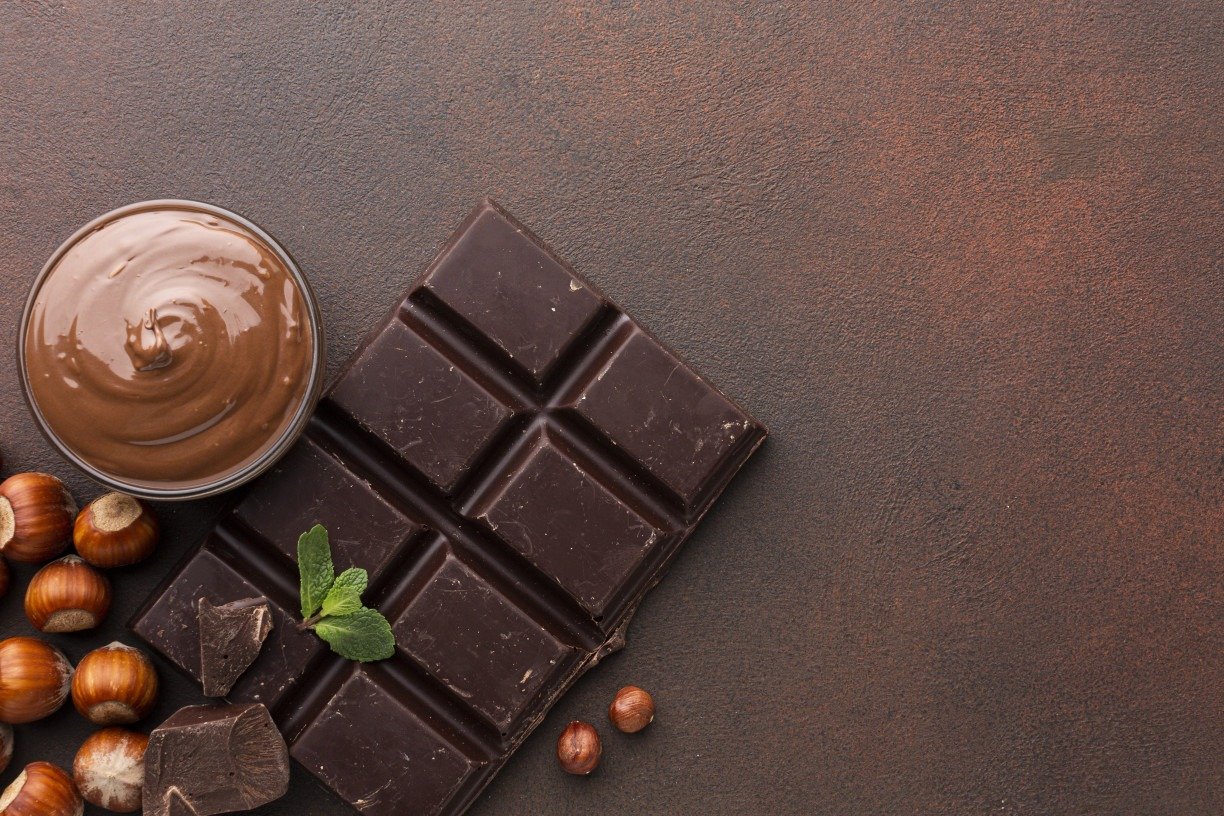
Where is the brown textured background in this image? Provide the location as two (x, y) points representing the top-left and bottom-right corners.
(0, 2), (1221, 814)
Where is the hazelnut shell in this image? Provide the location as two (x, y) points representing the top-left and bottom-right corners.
(0, 636), (73, 724)
(0, 761), (83, 816)
(0, 473), (76, 563)
(73, 493), (159, 569)
(71, 642), (158, 726)
(25, 555), (112, 633)
(73, 727), (148, 813)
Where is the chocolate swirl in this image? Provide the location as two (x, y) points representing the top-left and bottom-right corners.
(24, 206), (316, 490)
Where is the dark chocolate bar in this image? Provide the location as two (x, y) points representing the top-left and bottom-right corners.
(132, 200), (766, 816)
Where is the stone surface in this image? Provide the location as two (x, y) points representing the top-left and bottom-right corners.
(0, 2), (1219, 815)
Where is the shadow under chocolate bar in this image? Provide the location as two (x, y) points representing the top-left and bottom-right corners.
(132, 199), (767, 816)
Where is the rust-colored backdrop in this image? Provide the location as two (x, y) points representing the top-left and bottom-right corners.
(0, 2), (1220, 814)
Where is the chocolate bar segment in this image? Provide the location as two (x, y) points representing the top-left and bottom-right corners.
(329, 320), (516, 492)
(291, 671), (481, 816)
(134, 547), (324, 712)
(474, 431), (664, 617)
(572, 327), (759, 505)
(133, 199), (765, 816)
(419, 203), (603, 381)
(390, 548), (576, 733)
(233, 436), (420, 581)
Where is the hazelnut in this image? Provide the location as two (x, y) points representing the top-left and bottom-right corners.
(71, 643), (158, 725)
(608, 685), (655, 733)
(0, 761), (83, 816)
(25, 556), (112, 633)
(0, 636), (73, 723)
(556, 721), (602, 775)
(73, 727), (148, 813)
(73, 493), (158, 569)
(0, 724), (12, 775)
(0, 473), (76, 563)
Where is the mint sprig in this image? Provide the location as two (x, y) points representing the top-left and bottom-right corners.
(298, 524), (334, 619)
(295, 525), (394, 662)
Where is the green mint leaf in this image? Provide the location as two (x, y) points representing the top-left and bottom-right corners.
(314, 608), (396, 662)
(332, 567), (369, 597)
(320, 588), (363, 619)
(320, 568), (368, 618)
(321, 589), (363, 619)
(297, 524), (335, 619)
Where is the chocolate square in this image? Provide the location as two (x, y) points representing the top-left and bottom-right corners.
(392, 551), (574, 733)
(420, 201), (602, 381)
(131, 548), (323, 711)
(330, 319), (514, 492)
(573, 327), (759, 505)
(234, 436), (420, 581)
(290, 672), (481, 816)
(476, 433), (663, 617)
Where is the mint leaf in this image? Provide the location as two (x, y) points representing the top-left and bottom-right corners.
(321, 587), (363, 619)
(332, 567), (368, 597)
(321, 568), (368, 618)
(320, 587), (357, 619)
(314, 608), (395, 662)
(297, 524), (334, 619)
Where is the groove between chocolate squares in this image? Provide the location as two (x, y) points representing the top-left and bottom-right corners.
(307, 401), (606, 651)
(400, 293), (691, 527)
(403, 290), (718, 526)
(272, 653), (352, 741)
(404, 287), (623, 407)
(210, 522), (517, 759)
(210, 521), (301, 609)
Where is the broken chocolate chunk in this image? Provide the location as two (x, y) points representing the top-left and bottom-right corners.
(198, 597), (273, 697)
(143, 703), (289, 816)
(164, 787), (198, 816)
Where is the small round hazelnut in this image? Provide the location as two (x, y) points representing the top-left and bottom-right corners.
(0, 636), (73, 723)
(0, 473), (76, 563)
(71, 643), (158, 726)
(556, 721), (601, 775)
(73, 493), (159, 569)
(608, 685), (655, 733)
(25, 556), (112, 633)
(73, 727), (148, 813)
(0, 724), (12, 775)
(0, 761), (83, 816)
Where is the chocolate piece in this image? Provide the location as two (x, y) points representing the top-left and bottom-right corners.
(133, 200), (766, 816)
(163, 787), (198, 816)
(143, 703), (289, 816)
(198, 598), (274, 697)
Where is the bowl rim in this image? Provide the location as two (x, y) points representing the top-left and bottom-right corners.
(17, 199), (326, 501)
